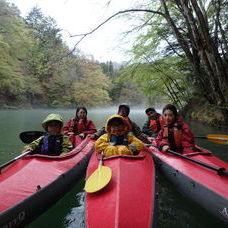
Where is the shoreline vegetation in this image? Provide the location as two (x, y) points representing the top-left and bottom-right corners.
(1, 1), (227, 129)
(181, 99), (228, 129)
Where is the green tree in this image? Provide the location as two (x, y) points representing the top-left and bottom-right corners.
(0, 0), (31, 106)
(116, 0), (228, 108)
(71, 59), (111, 106)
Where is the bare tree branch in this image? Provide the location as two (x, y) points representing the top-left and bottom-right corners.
(51, 9), (164, 64)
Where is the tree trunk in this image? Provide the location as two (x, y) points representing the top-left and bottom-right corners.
(160, 0), (228, 105)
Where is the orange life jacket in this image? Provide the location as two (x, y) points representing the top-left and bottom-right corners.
(163, 124), (182, 150)
(149, 116), (166, 133)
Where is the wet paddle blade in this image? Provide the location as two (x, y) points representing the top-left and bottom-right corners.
(207, 134), (228, 144)
(84, 165), (112, 193)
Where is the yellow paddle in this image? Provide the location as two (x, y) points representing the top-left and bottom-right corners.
(84, 152), (112, 193)
(196, 134), (228, 145)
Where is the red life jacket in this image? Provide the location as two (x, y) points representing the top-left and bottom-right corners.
(149, 116), (166, 133)
(68, 120), (75, 133)
(77, 120), (87, 133)
(163, 124), (183, 150)
(68, 119), (88, 134)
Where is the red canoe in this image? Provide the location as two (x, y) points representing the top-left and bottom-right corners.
(69, 134), (84, 147)
(149, 146), (228, 225)
(85, 149), (157, 228)
(0, 137), (94, 227)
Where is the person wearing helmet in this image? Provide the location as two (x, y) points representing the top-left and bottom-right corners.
(22, 114), (73, 156)
(95, 115), (145, 157)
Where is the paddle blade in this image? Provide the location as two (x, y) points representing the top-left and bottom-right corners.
(20, 131), (44, 144)
(207, 134), (228, 145)
(84, 165), (112, 193)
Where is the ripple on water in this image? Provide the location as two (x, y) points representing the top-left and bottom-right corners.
(64, 192), (85, 228)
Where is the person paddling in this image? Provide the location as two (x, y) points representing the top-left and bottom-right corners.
(95, 115), (145, 157)
(142, 107), (165, 138)
(22, 114), (73, 156)
(155, 104), (197, 154)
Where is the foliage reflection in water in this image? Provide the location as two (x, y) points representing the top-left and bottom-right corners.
(64, 192), (85, 228)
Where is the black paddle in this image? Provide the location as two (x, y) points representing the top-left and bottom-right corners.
(0, 150), (33, 171)
(0, 131), (43, 171)
(19, 131), (45, 144)
(167, 149), (228, 176)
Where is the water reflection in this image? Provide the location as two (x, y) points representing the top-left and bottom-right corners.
(64, 192), (85, 228)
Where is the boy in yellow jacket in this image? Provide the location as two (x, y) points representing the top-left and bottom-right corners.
(95, 115), (145, 157)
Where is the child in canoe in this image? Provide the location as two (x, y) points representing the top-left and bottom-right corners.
(142, 107), (166, 138)
(155, 104), (196, 154)
(90, 104), (148, 142)
(22, 114), (73, 156)
(95, 115), (145, 158)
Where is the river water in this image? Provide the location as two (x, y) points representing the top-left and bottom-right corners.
(0, 109), (227, 228)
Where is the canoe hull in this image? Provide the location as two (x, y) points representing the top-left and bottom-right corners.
(150, 146), (228, 224)
(0, 137), (94, 227)
(85, 150), (157, 228)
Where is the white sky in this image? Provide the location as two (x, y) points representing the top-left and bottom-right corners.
(7, 0), (139, 62)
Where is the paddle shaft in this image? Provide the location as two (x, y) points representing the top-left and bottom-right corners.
(195, 136), (207, 139)
(167, 149), (228, 176)
(0, 150), (32, 171)
(99, 153), (104, 165)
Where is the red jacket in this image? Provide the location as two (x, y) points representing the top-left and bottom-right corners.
(62, 119), (97, 135)
(155, 117), (195, 154)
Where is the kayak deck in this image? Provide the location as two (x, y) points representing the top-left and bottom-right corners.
(150, 147), (228, 197)
(149, 146), (228, 224)
(0, 137), (94, 227)
(86, 150), (157, 228)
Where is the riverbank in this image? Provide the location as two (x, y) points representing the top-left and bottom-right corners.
(181, 99), (228, 128)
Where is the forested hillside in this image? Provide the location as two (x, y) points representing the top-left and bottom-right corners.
(0, 0), (144, 108)
(118, 0), (228, 126)
(1, 0), (227, 125)
(120, 0), (228, 109)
